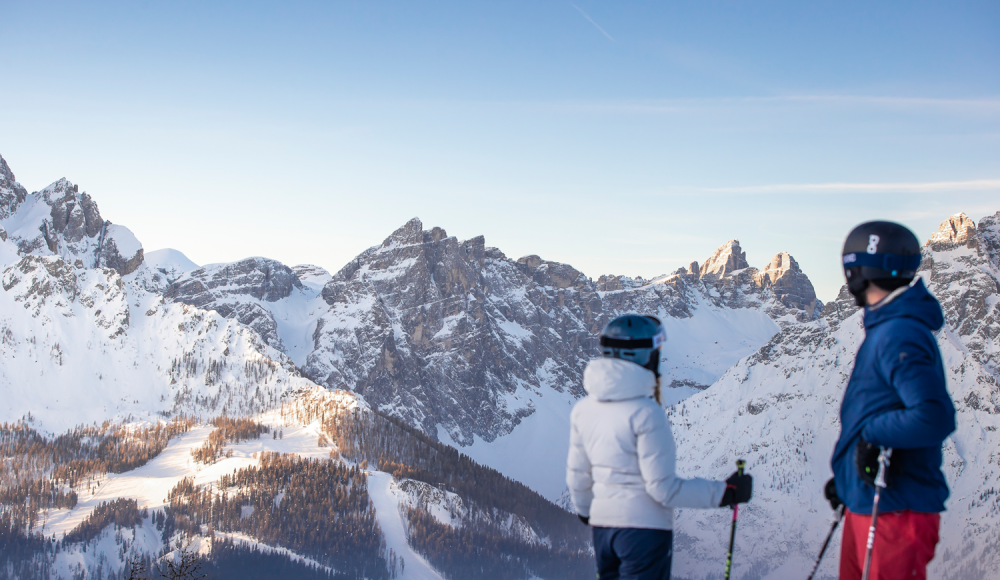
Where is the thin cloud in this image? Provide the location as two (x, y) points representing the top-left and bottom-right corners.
(569, 3), (615, 42)
(701, 179), (1000, 194)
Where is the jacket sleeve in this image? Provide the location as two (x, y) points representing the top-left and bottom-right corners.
(566, 409), (594, 517)
(635, 404), (726, 509)
(862, 330), (956, 449)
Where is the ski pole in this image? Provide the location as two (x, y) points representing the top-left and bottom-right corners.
(805, 505), (845, 580)
(861, 447), (892, 580)
(724, 459), (746, 580)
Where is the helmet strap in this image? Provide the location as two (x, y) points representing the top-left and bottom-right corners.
(847, 275), (869, 307)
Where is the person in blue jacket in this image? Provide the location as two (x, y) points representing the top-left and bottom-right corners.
(826, 220), (956, 580)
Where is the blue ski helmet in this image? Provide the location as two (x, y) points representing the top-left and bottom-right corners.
(599, 314), (666, 376)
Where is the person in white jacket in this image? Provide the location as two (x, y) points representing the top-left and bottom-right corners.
(567, 314), (753, 580)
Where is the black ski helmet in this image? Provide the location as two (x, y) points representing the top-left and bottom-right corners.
(842, 221), (921, 306)
(599, 314), (666, 377)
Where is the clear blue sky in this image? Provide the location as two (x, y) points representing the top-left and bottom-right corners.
(1, 1), (998, 301)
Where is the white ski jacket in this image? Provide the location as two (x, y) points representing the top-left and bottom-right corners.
(566, 358), (725, 530)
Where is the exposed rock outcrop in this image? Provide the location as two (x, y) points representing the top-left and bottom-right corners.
(0, 155), (28, 219)
(2, 175), (145, 277)
(755, 252), (819, 317)
(166, 257), (305, 349)
(928, 212), (977, 248)
(699, 239), (749, 279)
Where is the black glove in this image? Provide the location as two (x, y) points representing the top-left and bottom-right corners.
(824, 478), (841, 511)
(719, 471), (753, 507)
(855, 438), (890, 488)
(578, 514), (589, 525)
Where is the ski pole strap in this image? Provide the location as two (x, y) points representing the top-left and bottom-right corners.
(874, 448), (892, 489)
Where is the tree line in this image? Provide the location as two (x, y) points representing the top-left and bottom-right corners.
(280, 393), (589, 550)
(190, 417), (270, 464)
(162, 453), (391, 579)
(0, 417), (195, 537)
(404, 506), (592, 580)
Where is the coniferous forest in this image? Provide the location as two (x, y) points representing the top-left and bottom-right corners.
(0, 390), (593, 579)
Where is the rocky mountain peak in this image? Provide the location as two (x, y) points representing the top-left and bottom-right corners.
(700, 239), (749, 279)
(0, 155), (28, 220)
(47, 189), (104, 244)
(29, 180), (145, 276)
(516, 255), (587, 290)
(929, 212), (977, 248)
(754, 252), (819, 317)
(0, 159), (145, 277)
(382, 217), (448, 248)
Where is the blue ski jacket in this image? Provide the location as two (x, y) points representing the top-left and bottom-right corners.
(832, 278), (956, 515)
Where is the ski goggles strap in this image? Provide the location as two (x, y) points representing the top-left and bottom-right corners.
(842, 252), (921, 274)
(599, 328), (666, 350)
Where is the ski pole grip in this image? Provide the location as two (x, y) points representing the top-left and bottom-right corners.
(736, 459), (746, 476)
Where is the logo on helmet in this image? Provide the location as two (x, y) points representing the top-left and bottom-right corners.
(867, 235), (880, 254)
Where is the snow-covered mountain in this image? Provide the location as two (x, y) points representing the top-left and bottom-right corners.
(0, 157), (312, 432)
(163, 217), (821, 499)
(143, 248), (198, 283)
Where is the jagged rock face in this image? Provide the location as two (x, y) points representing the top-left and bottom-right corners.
(929, 212), (977, 247)
(755, 252), (819, 317)
(169, 258), (303, 304)
(921, 214), (1000, 387)
(699, 239), (749, 279)
(2, 254), (130, 337)
(166, 258), (305, 350)
(0, 156), (28, 220)
(46, 187), (103, 244)
(980, 211), (1000, 272)
(303, 219), (820, 446)
(0, 177), (145, 277)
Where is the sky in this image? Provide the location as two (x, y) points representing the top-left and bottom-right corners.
(1, 1), (997, 302)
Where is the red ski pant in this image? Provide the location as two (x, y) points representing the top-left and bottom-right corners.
(839, 509), (939, 580)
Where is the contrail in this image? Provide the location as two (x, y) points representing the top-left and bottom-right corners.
(570, 3), (615, 42)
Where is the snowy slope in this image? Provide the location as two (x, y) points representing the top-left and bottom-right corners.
(368, 472), (444, 580)
(144, 248), (199, 283)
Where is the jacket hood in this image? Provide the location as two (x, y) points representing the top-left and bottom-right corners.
(864, 277), (944, 332)
(583, 358), (657, 402)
